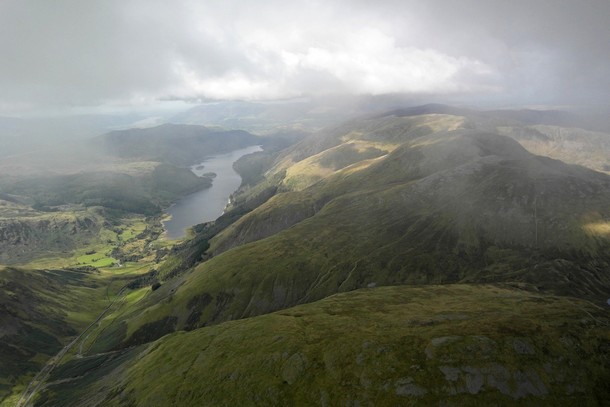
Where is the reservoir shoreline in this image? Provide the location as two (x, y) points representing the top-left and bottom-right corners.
(162, 145), (263, 239)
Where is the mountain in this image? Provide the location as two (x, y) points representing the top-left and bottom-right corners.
(373, 104), (610, 174)
(3, 163), (209, 214)
(384, 103), (607, 132)
(0, 209), (100, 265)
(75, 110), (610, 355)
(171, 99), (354, 134)
(7, 105), (610, 405)
(169, 96), (441, 134)
(35, 285), (610, 406)
(497, 125), (610, 174)
(0, 124), (265, 264)
(0, 123), (264, 246)
(0, 266), (116, 402)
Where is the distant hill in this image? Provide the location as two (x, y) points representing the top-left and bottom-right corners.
(170, 100), (348, 136)
(0, 114), (150, 158)
(95, 123), (261, 166)
(169, 96), (439, 134)
(382, 103), (607, 132)
(0, 123), (265, 262)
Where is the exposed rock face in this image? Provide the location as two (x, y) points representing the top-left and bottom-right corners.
(0, 214), (99, 264)
(59, 285), (610, 406)
(428, 335), (551, 399)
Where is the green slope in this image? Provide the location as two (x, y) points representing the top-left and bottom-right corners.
(38, 285), (610, 406)
(0, 266), (117, 403)
(6, 108), (610, 406)
(0, 210), (101, 265)
(98, 123), (610, 350)
(2, 162), (209, 215)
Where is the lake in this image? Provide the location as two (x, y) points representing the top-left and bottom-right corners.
(163, 145), (263, 239)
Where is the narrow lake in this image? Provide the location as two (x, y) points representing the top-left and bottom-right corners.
(163, 145), (263, 239)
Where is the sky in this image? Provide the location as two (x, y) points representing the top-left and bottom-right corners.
(1, 0), (609, 115)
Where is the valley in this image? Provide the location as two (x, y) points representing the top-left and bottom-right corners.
(0, 124), (266, 405)
(163, 145), (263, 239)
(3, 2), (610, 405)
(0, 107), (609, 406)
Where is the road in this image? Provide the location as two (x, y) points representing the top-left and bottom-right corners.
(15, 287), (128, 407)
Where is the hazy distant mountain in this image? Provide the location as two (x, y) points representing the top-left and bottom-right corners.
(376, 104), (610, 173)
(385, 103), (607, 131)
(170, 100), (349, 133)
(169, 96), (440, 134)
(0, 114), (153, 158)
(95, 123), (261, 166)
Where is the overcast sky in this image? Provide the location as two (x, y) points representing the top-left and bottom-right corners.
(1, 0), (609, 115)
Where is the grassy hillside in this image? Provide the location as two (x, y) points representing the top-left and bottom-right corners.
(0, 122), (282, 404)
(0, 211), (101, 265)
(1, 162), (209, 215)
(4, 107), (610, 406)
(77, 114), (610, 353)
(0, 266), (121, 404)
(0, 210), (167, 405)
(37, 285), (610, 406)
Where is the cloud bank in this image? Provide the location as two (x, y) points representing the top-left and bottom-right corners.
(1, 0), (609, 113)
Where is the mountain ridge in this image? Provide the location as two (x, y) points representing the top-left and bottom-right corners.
(4, 105), (610, 406)
(81, 111), (610, 354)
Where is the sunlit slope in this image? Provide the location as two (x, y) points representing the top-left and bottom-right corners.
(95, 121), (610, 349)
(41, 285), (610, 406)
(271, 113), (464, 190)
(497, 125), (610, 174)
(212, 114), (465, 251)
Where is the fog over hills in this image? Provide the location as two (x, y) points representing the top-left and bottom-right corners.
(1, 1), (609, 406)
(2, 106), (604, 406)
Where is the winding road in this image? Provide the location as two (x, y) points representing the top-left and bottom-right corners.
(16, 287), (128, 407)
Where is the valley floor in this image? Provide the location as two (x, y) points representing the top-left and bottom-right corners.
(0, 214), (169, 406)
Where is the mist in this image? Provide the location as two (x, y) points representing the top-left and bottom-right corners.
(3, 3), (610, 404)
(1, 0), (609, 118)
(1, 0), (610, 187)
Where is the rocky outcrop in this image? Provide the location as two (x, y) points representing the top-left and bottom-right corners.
(0, 213), (100, 264)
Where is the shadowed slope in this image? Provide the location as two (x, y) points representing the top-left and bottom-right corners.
(39, 285), (610, 406)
